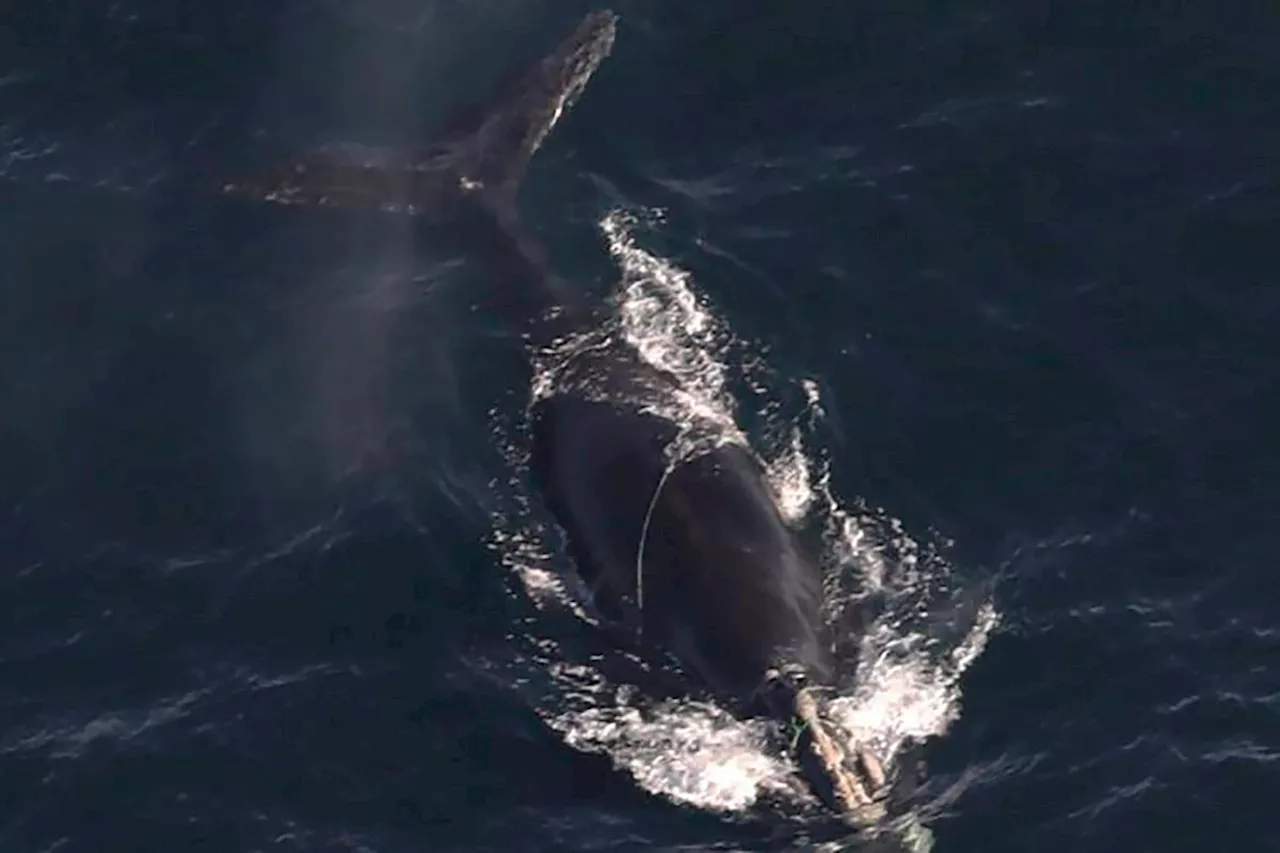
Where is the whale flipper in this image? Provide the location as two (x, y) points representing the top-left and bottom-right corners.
(221, 11), (618, 216)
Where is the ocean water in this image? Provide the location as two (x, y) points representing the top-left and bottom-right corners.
(2, 2), (1277, 852)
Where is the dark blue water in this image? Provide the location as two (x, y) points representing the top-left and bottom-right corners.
(3, 2), (1277, 851)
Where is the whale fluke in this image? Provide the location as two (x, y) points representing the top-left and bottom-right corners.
(220, 10), (618, 217)
(439, 9), (618, 205)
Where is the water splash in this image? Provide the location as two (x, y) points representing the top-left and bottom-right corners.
(547, 685), (798, 814)
(761, 383), (1001, 769)
(604, 208), (740, 443)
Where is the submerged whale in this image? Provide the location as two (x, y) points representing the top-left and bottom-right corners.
(224, 10), (890, 825)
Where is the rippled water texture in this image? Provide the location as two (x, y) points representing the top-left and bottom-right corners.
(2, 3), (1278, 852)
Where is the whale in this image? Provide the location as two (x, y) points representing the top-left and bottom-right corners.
(222, 10), (890, 826)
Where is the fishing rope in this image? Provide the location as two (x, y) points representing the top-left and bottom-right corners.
(789, 714), (812, 752)
(634, 459), (679, 638)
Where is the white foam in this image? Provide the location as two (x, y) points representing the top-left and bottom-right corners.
(548, 695), (796, 814)
(602, 209), (745, 451)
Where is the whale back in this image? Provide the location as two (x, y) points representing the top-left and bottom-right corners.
(532, 392), (829, 697)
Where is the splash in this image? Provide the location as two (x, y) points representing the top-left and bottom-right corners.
(604, 209), (740, 442)
(763, 384), (1001, 769)
(546, 681), (798, 814)
(484, 207), (997, 835)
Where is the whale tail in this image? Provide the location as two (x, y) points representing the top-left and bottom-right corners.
(439, 9), (618, 206)
(220, 10), (618, 216)
(761, 669), (890, 827)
